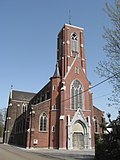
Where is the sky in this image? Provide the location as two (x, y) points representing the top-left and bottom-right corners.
(0, 0), (118, 119)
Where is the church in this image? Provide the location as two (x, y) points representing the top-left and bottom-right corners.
(4, 24), (104, 149)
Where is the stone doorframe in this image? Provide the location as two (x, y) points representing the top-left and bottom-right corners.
(67, 108), (91, 149)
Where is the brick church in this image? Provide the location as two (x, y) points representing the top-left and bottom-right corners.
(4, 24), (104, 149)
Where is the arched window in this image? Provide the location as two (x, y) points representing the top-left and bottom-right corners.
(95, 119), (98, 133)
(39, 113), (47, 131)
(22, 103), (27, 113)
(71, 80), (83, 109)
(71, 33), (79, 52)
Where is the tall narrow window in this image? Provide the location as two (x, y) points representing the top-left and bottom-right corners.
(71, 80), (83, 109)
(71, 86), (75, 109)
(95, 120), (98, 133)
(39, 113), (47, 131)
(71, 33), (79, 53)
(57, 37), (63, 60)
(75, 67), (79, 74)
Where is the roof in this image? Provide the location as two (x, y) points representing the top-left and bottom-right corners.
(64, 24), (84, 30)
(58, 24), (84, 36)
(53, 63), (60, 77)
(12, 90), (36, 102)
(93, 105), (104, 113)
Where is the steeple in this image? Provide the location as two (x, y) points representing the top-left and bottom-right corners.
(53, 62), (60, 78)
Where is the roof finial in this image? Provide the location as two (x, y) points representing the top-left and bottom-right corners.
(69, 10), (71, 25)
(11, 84), (13, 90)
(10, 84), (13, 99)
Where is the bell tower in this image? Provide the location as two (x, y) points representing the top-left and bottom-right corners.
(57, 24), (86, 78)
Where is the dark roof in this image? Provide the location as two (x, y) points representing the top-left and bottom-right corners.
(12, 90), (36, 102)
(53, 63), (60, 77)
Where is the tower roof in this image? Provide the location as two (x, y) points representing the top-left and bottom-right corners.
(64, 24), (84, 30)
(53, 63), (60, 78)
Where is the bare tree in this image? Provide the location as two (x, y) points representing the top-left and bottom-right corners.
(0, 108), (6, 137)
(96, 0), (120, 105)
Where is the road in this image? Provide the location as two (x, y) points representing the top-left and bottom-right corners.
(0, 144), (51, 160)
(0, 144), (95, 160)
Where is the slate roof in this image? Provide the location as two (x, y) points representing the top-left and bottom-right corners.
(53, 63), (60, 77)
(12, 90), (36, 102)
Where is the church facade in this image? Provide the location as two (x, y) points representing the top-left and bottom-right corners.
(4, 24), (104, 149)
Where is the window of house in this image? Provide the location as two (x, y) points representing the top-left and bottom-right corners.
(71, 33), (79, 53)
(39, 113), (47, 131)
(71, 80), (83, 110)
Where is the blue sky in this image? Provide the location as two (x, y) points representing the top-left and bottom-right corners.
(0, 0), (117, 119)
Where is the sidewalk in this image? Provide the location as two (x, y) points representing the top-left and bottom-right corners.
(5, 144), (95, 160)
(27, 148), (95, 160)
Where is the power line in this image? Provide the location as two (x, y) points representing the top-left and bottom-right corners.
(89, 72), (120, 91)
(93, 93), (112, 100)
(62, 72), (120, 103)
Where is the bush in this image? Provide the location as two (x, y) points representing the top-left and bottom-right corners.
(0, 124), (3, 137)
(95, 119), (120, 160)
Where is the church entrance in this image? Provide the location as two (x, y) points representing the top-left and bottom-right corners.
(72, 132), (84, 149)
(72, 122), (84, 149)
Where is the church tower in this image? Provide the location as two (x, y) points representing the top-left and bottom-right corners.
(57, 24), (86, 78)
(56, 24), (94, 149)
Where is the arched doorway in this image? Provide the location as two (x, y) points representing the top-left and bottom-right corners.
(72, 122), (84, 149)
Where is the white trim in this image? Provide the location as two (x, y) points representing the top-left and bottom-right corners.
(9, 103), (12, 106)
(65, 24), (84, 30)
(63, 56), (78, 80)
(67, 108), (91, 149)
(61, 85), (66, 91)
(12, 99), (29, 103)
(81, 44), (84, 48)
(7, 117), (11, 120)
(66, 40), (70, 44)
(59, 115), (64, 120)
(51, 125), (55, 132)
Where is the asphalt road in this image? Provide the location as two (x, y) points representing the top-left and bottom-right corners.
(0, 144), (51, 160)
(0, 144), (95, 160)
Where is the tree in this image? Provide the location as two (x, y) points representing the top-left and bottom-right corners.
(96, 0), (120, 105)
(95, 112), (120, 160)
(0, 112), (4, 137)
(0, 108), (6, 137)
